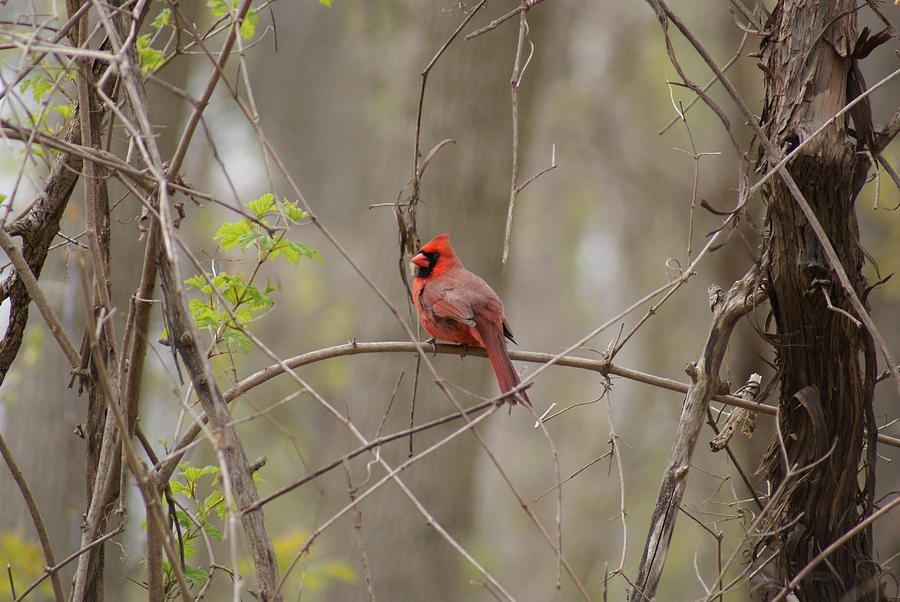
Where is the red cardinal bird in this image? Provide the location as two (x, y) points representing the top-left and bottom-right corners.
(411, 234), (530, 406)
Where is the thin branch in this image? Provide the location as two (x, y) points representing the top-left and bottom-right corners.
(657, 32), (749, 136)
(400, 0), (489, 275)
(12, 525), (124, 602)
(0, 431), (65, 602)
(501, 12), (529, 267)
(517, 143), (557, 194)
(465, 0), (550, 40)
(167, 0), (254, 178)
(343, 460), (376, 602)
(534, 451), (612, 503)
(274, 407), (514, 599)
(239, 400), (493, 514)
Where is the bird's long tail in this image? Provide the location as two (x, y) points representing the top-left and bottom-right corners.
(482, 332), (531, 407)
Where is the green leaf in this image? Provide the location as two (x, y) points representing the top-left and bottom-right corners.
(183, 564), (209, 587)
(136, 34), (165, 73)
(240, 8), (259, 40)
(174, 510), (193, 531)
(207, 0), (229, 17)
(210, 273), (245, 304)
(20, 76), (53, 102)
(52, 103), (75, 119)
(279, 241), (301, 264)
(286, 240), (322, 264)
(244, 284), (275, 310)
(237, 231), (266, 250)
(202, 521), (223, 541)
(318, 0), (333, 6)
(202, 490), (224, 514)
(179, 463), (219, 486)
(169, 481), (190, 497)
(281, 200), (308, 222)
(222, 327), (251, 353)
(214, 219), (252, 250)
(152, 8), (171, 28)
(184, 274), (207, 291)
(247, 193), (276, 218)
(189, 299), (222, 329)
(232, 307), (252, 322)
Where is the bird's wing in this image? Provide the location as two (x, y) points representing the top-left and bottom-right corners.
(422, 282), (476, 327)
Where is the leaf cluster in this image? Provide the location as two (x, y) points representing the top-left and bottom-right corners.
(182, 194), (321, 354)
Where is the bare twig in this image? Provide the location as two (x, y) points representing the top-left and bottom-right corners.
(343, 460), (376, 602)
(238, 400), (493, 513)
(657, 32), (749, 136)
(501, 12), (530, 267)
(167, 0), (254, 178)
(275, 407), (515, 600)
(0, 431), (64, 602)
(709, 373), (761, 451)
(465, 0), (550, 40)
(13, 525), (124, 602)
(398, 0), (489, 281)
(534, 451), (612, 503)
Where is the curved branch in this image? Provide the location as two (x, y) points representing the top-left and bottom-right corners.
(154, 339), (900, 487)
(225, 341), (778, 413)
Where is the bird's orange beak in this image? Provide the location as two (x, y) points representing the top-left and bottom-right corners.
(411, 252), (429, 268)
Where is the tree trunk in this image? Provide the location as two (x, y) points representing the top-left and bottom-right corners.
(758, 1), (881, 599)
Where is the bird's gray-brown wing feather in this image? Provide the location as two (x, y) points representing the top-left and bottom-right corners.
(421, 276), (476, 326)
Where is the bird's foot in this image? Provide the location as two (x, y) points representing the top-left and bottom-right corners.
(496, 391), (516, 407)
(459, 343), (469, 359)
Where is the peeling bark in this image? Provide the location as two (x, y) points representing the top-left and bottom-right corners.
(758, 1), (881, 599)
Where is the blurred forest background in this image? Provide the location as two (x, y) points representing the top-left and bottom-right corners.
(0, 1), (898, 600)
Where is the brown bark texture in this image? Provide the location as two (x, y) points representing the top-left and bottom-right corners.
(758, 1), (882, 599)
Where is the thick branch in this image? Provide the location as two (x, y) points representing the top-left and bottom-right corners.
(0, 119), (80, 384)
(0, 230), (80, 367)
(631, 265), (765, 601)
(156, 232), (280, 600)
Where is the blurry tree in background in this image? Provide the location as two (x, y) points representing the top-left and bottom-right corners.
(0, 1), (897, 602)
